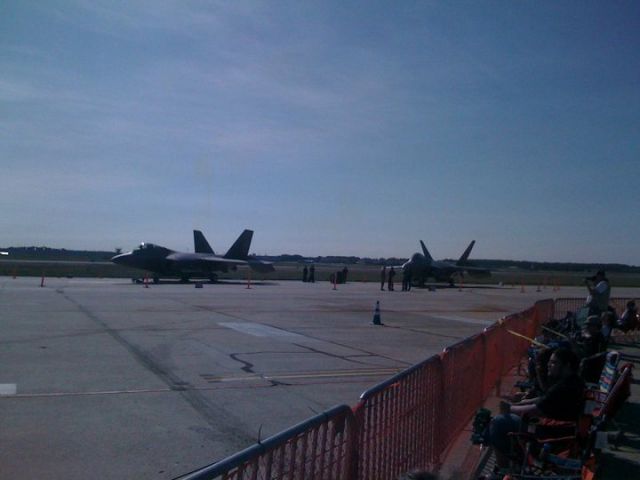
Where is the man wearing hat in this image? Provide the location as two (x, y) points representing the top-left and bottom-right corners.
(584, 270), (611, 316)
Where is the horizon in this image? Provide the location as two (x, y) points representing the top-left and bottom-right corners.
(2, 2), (639, 264)
(1, 244), (638, 269)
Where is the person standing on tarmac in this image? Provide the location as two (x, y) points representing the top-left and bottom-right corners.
(302, 265), (308, 283)
(308, 264), (315, 283)
(388, 266), (396, 291)
(402, 265), (412, 291)
(380, 266), (387, 291)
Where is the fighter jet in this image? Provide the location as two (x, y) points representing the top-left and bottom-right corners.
(111, 229), (274, 283)
(402, 240), (490, 286)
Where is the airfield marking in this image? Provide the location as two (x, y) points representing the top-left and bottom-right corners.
(1, 370), (404, 399)
(431, 315), (496, 326)
(201, 367), (403, 383)
(0, 384), (17, 396)
(3, 388), (173, 398)
(219, 322), (305, 339)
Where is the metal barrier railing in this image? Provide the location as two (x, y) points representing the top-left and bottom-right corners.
(354, 355), (444, 480)
(440, 334), (486, 451)
(351, 302), (545, 480)
(178, 404), (357, 480)
(482, 322), (506, 395)
(181, 297), (629, 480)
(553, 297), (637, 320)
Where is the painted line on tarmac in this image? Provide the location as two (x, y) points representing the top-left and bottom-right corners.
(0, 384), (17, 396)
(432, 315), (495, 326)
(3, 387), (174, 398)
(201, 367), (402, 383)
(219, 322), (305, 339)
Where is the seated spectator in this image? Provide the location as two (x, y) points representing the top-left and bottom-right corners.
(519, 346), (555, 401)
(578, 315), (607, 358)
(488, 348), (585, 468)
(579, 351), (608, 384)
(600, 311), (615, 340)
(531, 346), (555, 394)
(617, 300), (638, 332)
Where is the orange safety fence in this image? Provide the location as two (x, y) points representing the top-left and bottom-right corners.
(535, 298), (554, 330)
(181, 298), (607, 480)
(440, 334), (486, 450)
(179, 405), (357, 480)
(482, 323), (505, 396)
(498, 307), (536, 374)
(354, 356), (444, 480)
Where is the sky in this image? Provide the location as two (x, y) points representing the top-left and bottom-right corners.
(1, 1), (639, 264)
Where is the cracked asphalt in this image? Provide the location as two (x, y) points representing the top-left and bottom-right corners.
(3, 276), (633, 479)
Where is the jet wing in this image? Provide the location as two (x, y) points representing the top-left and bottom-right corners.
(459, 265), (491, 276)
(166, 252), (247, 265)
(248, 259), (275, 273)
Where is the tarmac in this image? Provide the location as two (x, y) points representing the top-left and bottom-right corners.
(0, 276), (637, 479)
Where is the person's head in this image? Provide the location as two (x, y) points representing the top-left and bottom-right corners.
(398, 471), (438, 480)
(626, 300), (636, 311)
(587, 270), (606, 283)
(547, 347), (579, 380)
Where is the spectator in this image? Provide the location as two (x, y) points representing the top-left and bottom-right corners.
(584, 270), (610, 316)
(342, 266), (349, 283)
(380, 266), (387, 291)
(526, 346), (555, 398)
(302, 265), (308, 283)
(388, 266), (396, 291)
(600, 310), (615, 340)
(617, 300), (638, 332)
(488, 347), (585, 468)
(579, 315), (607, 358)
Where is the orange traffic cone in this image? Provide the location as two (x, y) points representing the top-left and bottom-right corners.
(372, 301), (382, 325)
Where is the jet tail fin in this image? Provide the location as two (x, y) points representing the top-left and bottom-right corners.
(419, 241), (434, 262)
(457, 240), (475, 265)
(194, 230), (214, 254)
(224, 229), (253, 260)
